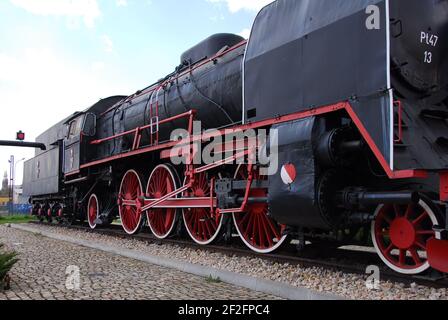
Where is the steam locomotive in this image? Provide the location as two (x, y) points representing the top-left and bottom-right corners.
(23, 0), (448, 276)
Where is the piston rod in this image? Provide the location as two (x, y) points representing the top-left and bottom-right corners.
(340, 190), (421, 208)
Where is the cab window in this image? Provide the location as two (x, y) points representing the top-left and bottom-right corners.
(68, 117), (83, 138)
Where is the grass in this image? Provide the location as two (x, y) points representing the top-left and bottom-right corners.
(0, 215), (34, 225)
(205, 275), (222, 284)
(0, 244), (18, 291)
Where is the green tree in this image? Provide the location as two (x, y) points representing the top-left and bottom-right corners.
(0, 244), (18, 291)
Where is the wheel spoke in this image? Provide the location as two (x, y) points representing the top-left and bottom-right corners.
(385, 243), (395, 254)
(260, 215), (274, 248)
(405, 205), (413, 219)
(183, 172), (223, 245)
(415, 241), (427, 250)
(373, 199), (438, 275)
(410, 248), (422, 265)
(377, 229), (390, 237)
(416, 230), (435, 236)
(399, 250), (407, 266)
(394, 205), (403, 217)
(119, 170), (142, 234)
(244, 213), (255, 236)
(265, 214), (282, 241)
(383, 215), (392, 224)
(240, 213), (250, 226)
(233, 165), (287, 253)
(146, 166), (178, 239)
(413, 211), (429, 226)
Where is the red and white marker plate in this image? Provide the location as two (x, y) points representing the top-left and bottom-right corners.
(281, 163), (297, 185)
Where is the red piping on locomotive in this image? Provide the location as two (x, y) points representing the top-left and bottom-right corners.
(99, 40), (248, 118)
(68, 101), (427, 182)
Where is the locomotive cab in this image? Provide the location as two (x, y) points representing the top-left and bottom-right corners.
(64, 114), (85, 174)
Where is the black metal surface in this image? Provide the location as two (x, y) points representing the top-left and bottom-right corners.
(244, 0), (389, 114)
(390, 0), (448, 102)
(269, 117), (326, 229)
(0, 140), (46, 150)
(23, 144), (63, 197)
(244, 0), (392, 165)
(85, 96), (126, 115)
(350, 95), (392, 166)
(180, 33), (244, 64)
(64, 134), (81, 174)
(393, 99), (448, 170)
(91, 39), (245, 161)
(341, 190), (420, 208)
(35, 115), (72, 156)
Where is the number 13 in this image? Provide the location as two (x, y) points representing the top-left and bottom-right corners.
(424, 51), (433, 64)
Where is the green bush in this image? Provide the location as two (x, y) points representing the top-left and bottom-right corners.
(0, 244), (18, 291)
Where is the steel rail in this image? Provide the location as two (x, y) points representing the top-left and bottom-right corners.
(30, 221), (448, 290)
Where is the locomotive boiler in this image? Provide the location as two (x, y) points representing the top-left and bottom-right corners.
(92, 33), (245, 163)
(24, 0), (448, 276)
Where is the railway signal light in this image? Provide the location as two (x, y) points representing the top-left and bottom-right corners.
(16, 131), (25, 141)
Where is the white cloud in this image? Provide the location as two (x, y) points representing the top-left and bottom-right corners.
(9, 0), (101, 28)
(101, 35), (114, 53)
(91, 61), (105, 72)
(0, 47), (132, 184)
(116, 0), (127, 7)
(207, 0), (272, 13)
(238, 28), (251, 39)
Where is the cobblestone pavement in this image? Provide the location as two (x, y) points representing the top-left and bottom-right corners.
(0, 226), (279, 300)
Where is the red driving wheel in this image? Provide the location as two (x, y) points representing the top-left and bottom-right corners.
(88, 194), (99, 230)
(146, 164), (179, 239)
(372, 198), (439, 275)
(233, 165), (288, 254)
(118, 170), (144, 235)
(182, 172), (223, 245)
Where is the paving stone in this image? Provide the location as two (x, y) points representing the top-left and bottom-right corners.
(0, 226), (279, 300)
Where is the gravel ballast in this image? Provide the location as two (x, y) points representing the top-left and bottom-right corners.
(8, 223), (448, 300)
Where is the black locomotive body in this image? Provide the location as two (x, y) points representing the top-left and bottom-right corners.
(23, 0), (448, 275)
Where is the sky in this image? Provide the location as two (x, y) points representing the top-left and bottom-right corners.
(0, 0), (272, 185)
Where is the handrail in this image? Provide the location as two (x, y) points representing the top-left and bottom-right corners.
(90, 110), (197, 150)
(100, 40), (248, 118)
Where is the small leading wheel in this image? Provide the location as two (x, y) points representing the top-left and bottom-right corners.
(88, 194), (99, 230)
(35, 204), (44, 222)
(118, 169), (144, 235)
(372, 197), (440, 275)
(146, 164), (180, 239)
(44, 204), (53, 223)
(182, 172), (224, 245)
(232, 165), (288, 254)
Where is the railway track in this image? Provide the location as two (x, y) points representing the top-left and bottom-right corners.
(29, 221), (448, 289)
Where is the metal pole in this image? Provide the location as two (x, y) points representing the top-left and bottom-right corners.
(0, 141), (46, 150)
(8, 155), (14, 215)
(13, 158), (25, 215)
